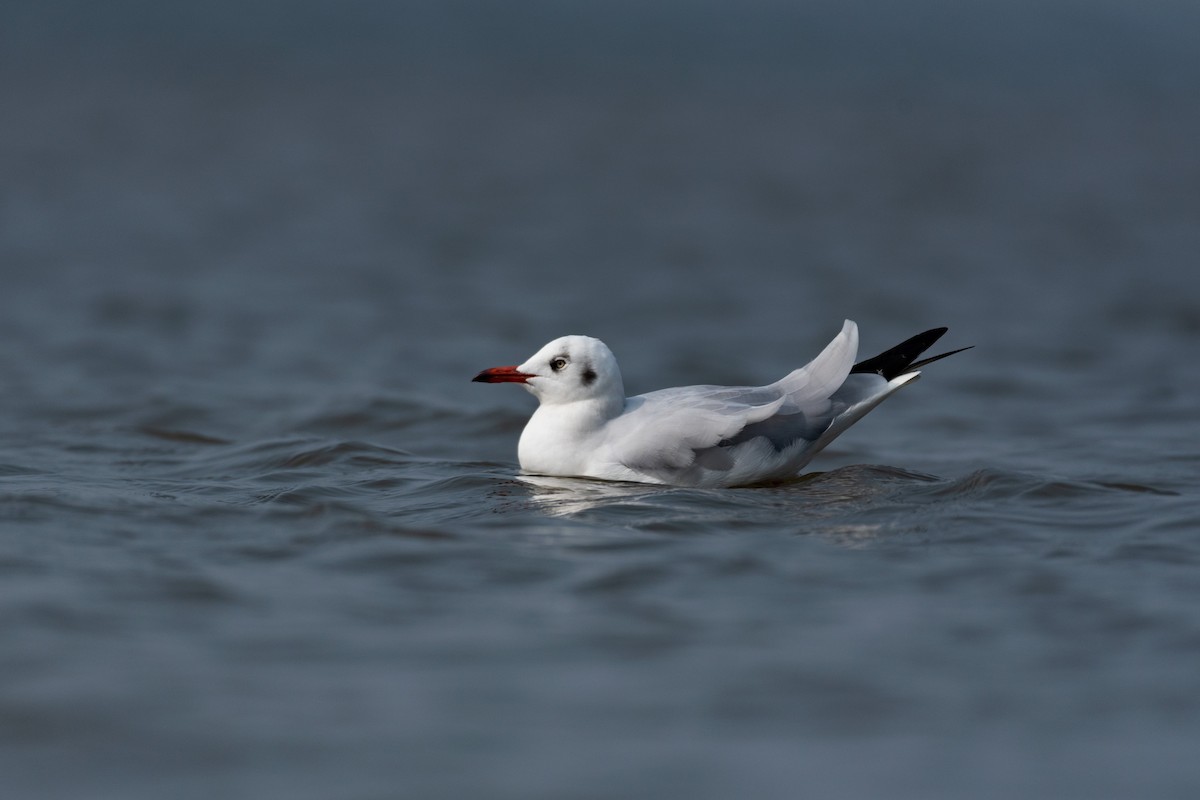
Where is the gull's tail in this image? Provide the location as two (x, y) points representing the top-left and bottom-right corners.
(851, 327), (973, 381)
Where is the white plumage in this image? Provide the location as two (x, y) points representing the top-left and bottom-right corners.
(473, 320), (966, 488)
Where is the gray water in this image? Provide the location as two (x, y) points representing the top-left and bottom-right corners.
(3, 2), (1200, 798)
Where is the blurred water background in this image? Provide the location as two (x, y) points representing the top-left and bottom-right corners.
(2, 1), (1199, 798)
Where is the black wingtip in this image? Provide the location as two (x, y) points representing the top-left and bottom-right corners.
(907, 345), (975, 372)
(851, 327), (970, 380)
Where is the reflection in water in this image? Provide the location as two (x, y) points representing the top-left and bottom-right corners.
(512, 466), (933, 544)
(516, 473), (677, 517)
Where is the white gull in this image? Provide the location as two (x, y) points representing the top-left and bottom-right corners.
(473, 320), (968, 487)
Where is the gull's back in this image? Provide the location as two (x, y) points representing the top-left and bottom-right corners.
(600, 320), (879, 487)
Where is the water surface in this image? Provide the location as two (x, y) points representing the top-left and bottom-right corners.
(2, 2), (1199, 798)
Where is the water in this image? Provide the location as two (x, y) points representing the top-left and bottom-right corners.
(3, 3), (1200, 798)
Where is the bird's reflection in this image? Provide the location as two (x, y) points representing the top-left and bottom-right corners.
(503, 465), (938, 551)
(515, 473), (671, 517)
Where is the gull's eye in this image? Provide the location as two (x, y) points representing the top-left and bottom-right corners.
(550, 357), (568, 372)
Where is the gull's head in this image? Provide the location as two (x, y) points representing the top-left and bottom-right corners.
(473, 335), (624, 406)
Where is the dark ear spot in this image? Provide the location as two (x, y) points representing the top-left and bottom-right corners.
(581, 363), (597, 386)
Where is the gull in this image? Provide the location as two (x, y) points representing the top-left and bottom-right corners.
(473, 320), (969, 487)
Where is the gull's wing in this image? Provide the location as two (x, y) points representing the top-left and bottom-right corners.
(606, 321), (860, 484)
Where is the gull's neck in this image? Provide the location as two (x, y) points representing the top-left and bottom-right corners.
(518, 392), (625, 475)
(533, 390), (624, 428)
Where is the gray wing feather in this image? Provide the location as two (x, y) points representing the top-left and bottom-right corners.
(612, 321), (864, 482)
